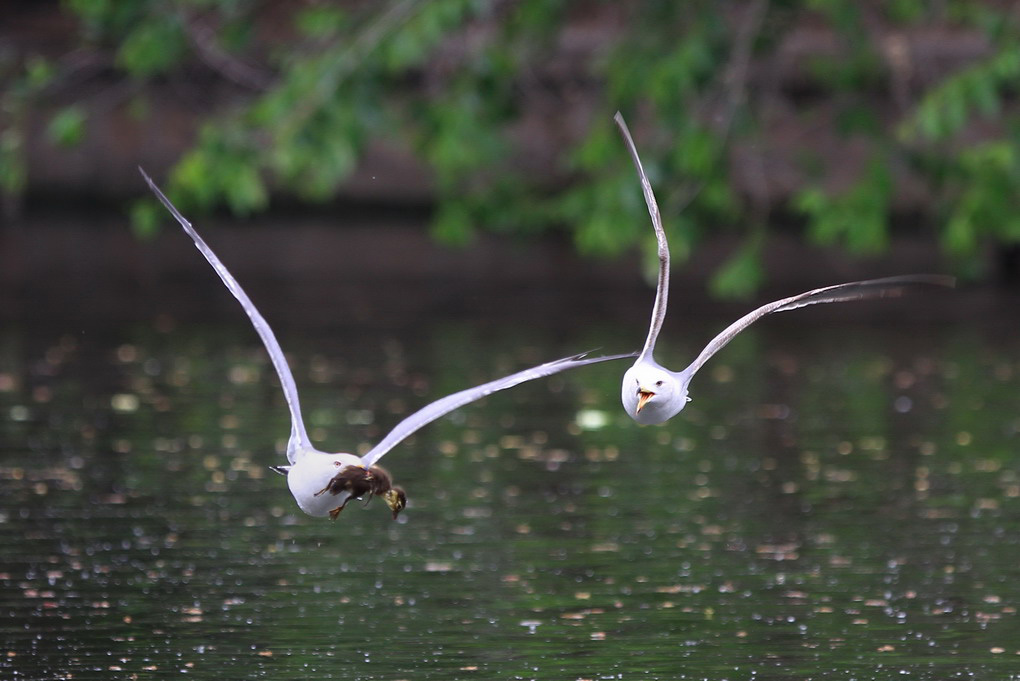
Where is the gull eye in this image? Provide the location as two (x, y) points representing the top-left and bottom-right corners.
(655, 380), (664, 387)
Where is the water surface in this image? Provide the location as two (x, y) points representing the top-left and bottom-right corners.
(1, 276), (1018, 680)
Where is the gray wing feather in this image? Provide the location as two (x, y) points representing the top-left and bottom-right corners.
(139, 168), (312, 461)
(681, 274), (955, 379)
(361, 351), (635, 467)
(615, 112), (670, 363)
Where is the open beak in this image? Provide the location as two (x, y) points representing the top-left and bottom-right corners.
(636, 389), (655, 413)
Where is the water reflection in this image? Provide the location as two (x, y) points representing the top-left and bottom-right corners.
(1, 304), (1018, 679)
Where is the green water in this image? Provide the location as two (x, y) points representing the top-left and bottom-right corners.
(1, 295), (1018, 680)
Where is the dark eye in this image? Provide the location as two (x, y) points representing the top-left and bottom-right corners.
(655, 380), (664, 387)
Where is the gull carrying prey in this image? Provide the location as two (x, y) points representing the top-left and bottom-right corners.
(141, 169), (634, 520)
(612, 112), (954, 425)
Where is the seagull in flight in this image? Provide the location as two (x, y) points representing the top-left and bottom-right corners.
(612, 112), (954, 425)
(140, 169), (634, 520)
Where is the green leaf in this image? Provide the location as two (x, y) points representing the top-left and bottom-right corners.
(172, 150), (216, 208)
(0, 129), (26, 196)
(46, 107), (88, 147)
(294, 6), (346, 37)
(709, 236), (763, 300)
(223, 165), (267, 214)
(943, 211), (976, 255)
(431, 200), (475, 246)
(129, 199), (161, 240)
(886, 0), (925, 24)
(965, 71), (1000, 117)
(793, 188), (826, 214)
(575, 211), (620, 255)
(24, 56), (55, 89)
(64, 0), (112, 24)
(116, 19), (185, 77)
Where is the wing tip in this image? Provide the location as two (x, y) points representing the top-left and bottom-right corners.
(885, 273), (955, 287)
(138, 165), (167, 202)
(565, 349), (639, 365)
(879, 274), (957, 298)
(137, 166), (161, 195)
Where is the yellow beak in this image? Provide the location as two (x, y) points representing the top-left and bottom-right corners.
(636, 389), (655, 413)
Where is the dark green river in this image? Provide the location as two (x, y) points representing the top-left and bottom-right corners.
(1, 273), (1018, 680)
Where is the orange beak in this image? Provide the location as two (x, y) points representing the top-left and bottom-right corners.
(636, 389), (655, 413)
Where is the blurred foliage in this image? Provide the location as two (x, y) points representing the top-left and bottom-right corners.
(4, 1), (1020, 292)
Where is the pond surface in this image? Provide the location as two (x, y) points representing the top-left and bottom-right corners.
(1, 270), (1018, 680)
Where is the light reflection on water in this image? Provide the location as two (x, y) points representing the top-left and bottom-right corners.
(1, 302), (1019, 680)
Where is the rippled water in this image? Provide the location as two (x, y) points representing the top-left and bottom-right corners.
(1, 281), (1019, 680)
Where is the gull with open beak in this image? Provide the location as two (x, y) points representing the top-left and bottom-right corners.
(613, 112), (954, 425)
(141, 169), (634, 520)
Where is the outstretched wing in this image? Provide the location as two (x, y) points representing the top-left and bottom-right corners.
(681, 274), (956, 380)
(361, 351), (636, 467)
(139, 168), (312, 461)
(615, 112), (671, 363)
